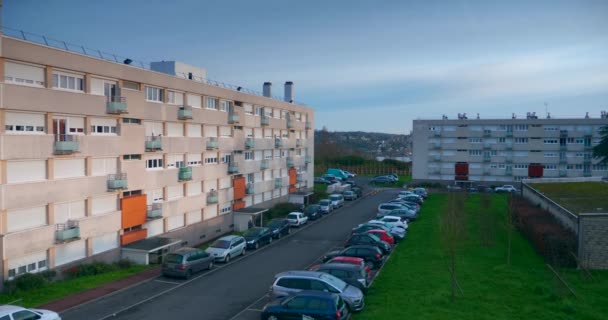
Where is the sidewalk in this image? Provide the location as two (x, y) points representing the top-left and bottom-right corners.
(38, 265), (161, 313)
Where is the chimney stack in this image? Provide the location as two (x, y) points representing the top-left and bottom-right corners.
(284, 81), (294, 103)
(263, 82), (272, 97)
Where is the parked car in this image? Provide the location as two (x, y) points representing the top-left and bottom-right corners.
(243, 227), (273, 249)
(163, 247), (215, 279)
(351, 187), (363, 198)
(327, 256), (372, 278)
(447, 184), (463, 191)
(271, 270), (365, 312)
(345, 233), (391, 254)
(387, 173), (399, 181)
(345, 179), (357, 186)
(366, 229), (395, 246)
(0, 305), (62, 320)
(321, 174), (339, 184)
(286, 212), (308, 227)
(343, 190), (357, 201)
(412, 187), (428, 198)
(314, 177), (331, 185)
(477, 185), (494, 193)
(370, 175), (393, 184)
(319, 199), (334, 214)
(376, 215), (408, 229)
(388, 200), (420, 212)
(345, 170), (356, 178)
(267, 218), (291, 239)
(381, 208), (418, 222)
(261, 290), (349, 320)
(323, 245), (385, 269)
(329, 194), (345, 208)
(309, 263), (370, 294)
(377, 203), (408, 215)
(354, 223), (404, 242)
(304, 204), (322, 221)
(327, 168), (350, 181)
(399, 194), (423, 204)
(205, 235), (247, 263)
(495, 185), (518, 193)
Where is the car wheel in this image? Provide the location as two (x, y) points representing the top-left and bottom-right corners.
(267, 315), (279, 320)
(255, 242), (260, 249)
(287, 228), (291, 234)
(277, 232), (282, 239)
(225, 254), (231, 263)
(185, 270), (192, 279)
(268, 237), (273, 244)
(208, 261), (214, 270)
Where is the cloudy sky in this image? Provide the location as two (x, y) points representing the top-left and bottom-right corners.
(5, 0), (608, 133)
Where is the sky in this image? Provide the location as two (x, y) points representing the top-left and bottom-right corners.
(4, 0), (608, 133)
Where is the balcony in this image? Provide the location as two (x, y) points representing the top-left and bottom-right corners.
(261, 159), (270, 170)
(505, 157), (513, 164)
(275, 139), (283, 148)
(147, 203), (162, 220)
(228, 113), (240, 124)
(275, 178), (283, 189)
(483, 155), (491, 162)
(560, 144), (567, 151)
(178, 106), (193, 120)
(207, 190), (218, 204)
(287, 157), (294, 167)
(228, 162), (239, 174)
(583, 171), (592, 177)
(560, 130), (568, 137)
(246, 183), (255, 194)
(559, 170), (567, 177)
(506, 131), (513, 137)
(431, 142), (441, 149)
(53, 134), (79, 155)
(505, 143), (513, 150)
(55, 220), (80, 243)
(296, 139), (303, 148)
(106, 96), (128, 114)
(483, 131), (491, 137)
(584, 144), (593, 150)
(107, 173), (127, 190)
(145, 136), (162, 151)
(432, 155), (441, 162)
(261, 116), (270, 126)
(178, 166), (192, 181)
(305, 155), (312, 164)
(245, 138), (255, 149)
(297, 174), (305, 183)
(287, 120), (294, 129)
(305, 121), (311, 130)
(433, 131), (441, 137)
(206, 137), (219, 150)
(483, 142), (492, 149)
(505, 167), (513, 175)
(559, 157), (568, 164)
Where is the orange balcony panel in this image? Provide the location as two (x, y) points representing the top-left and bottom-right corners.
(289, 186), (297, 193)
(121, 194), (147, 229)
(233, 200), (246, 211)
(289, 168), (297, 185)
(233, 176), (246, 200)
(121, 229), (147, 246)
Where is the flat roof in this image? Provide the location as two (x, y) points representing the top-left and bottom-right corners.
(122, 237), (182, 252)
(290, 192), (314, 196)
(234, 207), (269, 215)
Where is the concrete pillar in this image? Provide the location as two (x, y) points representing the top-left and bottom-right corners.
(0, 58), (5, 86)
(85, 238), (93, 257)
(0, 209), (7, 234)
(0, 109), (5, 134)
(46, 158), (54, 180)
(47, 203), (54, 225)
(2, 259), (8, 282)
(163, 88), (169, 103)
(84, 74), (92, 93)
(85, 197), (93, 217)
(45, 66), (53, 89)
(163, 217), (168, 233)
(48, 247), (55, 268)
(85, 157), (92, 176)
(0, 160), (6, 184)
(84, 116), (92, 135)
(45, 112), (54, 135)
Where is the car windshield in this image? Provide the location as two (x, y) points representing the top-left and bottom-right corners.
(344, 191), (352, 195)
(244, 229), (262, 237)
(305, 206), (319, 213)
(210, 240), (231, 249)
(268, 220), (283, 228)
(367, 233), (381, 242)
(287, 213), (299, 219)
(165, 253), (183, 264)
(330, 195), (340, 200)
(320, 200), (330, 205)
(320, 273), (348, 291)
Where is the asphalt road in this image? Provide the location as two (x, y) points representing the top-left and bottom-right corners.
(61, 183), (396, 320)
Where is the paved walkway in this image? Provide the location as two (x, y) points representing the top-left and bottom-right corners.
(38, 266), (161, 312)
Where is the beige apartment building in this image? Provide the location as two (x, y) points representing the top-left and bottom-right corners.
(0, 33), (314, 282)
(412, 113), (608, 183)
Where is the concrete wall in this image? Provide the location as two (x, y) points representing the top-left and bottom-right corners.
(521, 182), (579, 233)
(578, 214), (608, 269)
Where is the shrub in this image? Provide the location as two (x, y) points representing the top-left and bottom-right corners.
(117, 259), (134, 269)
(3, 273), (49, 293)
(266, 203), (301, 220)
(64, 261), (119, 279)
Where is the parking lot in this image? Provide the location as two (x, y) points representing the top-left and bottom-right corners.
(61, 185), (400, 320)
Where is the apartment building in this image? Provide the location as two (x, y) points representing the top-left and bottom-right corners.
(0, 34), (314, 282)
(412, 113), (608, 183)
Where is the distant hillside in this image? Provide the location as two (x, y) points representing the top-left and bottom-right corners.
(314, 129), (411, 160)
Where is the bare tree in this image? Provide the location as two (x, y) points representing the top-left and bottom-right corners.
(440, 192), (466, 300)
(479, 193), (495, 247)
(506, 194), (516, 266)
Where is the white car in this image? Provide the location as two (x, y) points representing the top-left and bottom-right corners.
(329, 194), (345, 208)
(286, 212), (308, 227)
(376, 215), (408, 229)
(0, 305), (61, 320)
(205, 235), (247, 263)
(367, 221), (407, 239)
(495, 185), (518, 193)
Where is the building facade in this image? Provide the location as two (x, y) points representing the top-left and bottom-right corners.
(412, 114), (608, 183)
(0, 34), (314, 282)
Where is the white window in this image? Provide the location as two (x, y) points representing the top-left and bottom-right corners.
(515, 138), (528, 144)
(255, 150), (263, 160)
(52, 116), (85, 135)
(166, 122), (183, 137)
(92, 232), (119, 255)
(145, 86), (164, 102)
(167, 214), (185, 231)
(186, 123), (202, 137)
(55, 240), (86, 267)
(281, 130), (289, 138)
(5, 112), (45, 134)
(4, 61), (45, 87)
(576, 139), (584, 144)
(264, 108), (273, 118)
(187, 153), (202, 166)
(273, 109), (280, 119)
(146, 219), (163, 238)
(220, 100), (232, 112)
(144, 121), (164, 136)
(167, 185), (183, 200)
(204, 205), (218, 219)
(7, 251), (47, 280)
(219, 126), (232, 137)
(543, 164), (557, 170)
(264, 150), (273, 159)
(90, 78), (117, 97)
(245, 128), (253, 138)
(92, 157), (118, 176)
(54, 200), (86, 224)
(204, 125), (218, 137)
(220, 153), (232, 164)
(187, 210), (202, 225)
(220, 203), (232, 215)
(255, 106), (263, 116)
(254, 128), (263, 138)
(245, 151), (253, 160)
(544, 126), (559, 131)
(168, 91), (184, 105)
(52, 70), (84, 92)
(7, 206), (47, 232)
(205, 154), (218, 164)
(544, 153), (557, 158)
(469, 138), (482, 143)
(204, 179), (217, 192)
(543, 139), (558, 144)
(92, 195), (118, 215)
(146, 156), (164, 170)
(264, 128), (273, 139)
(90, 118), (118, 135)
(187, 93), (201, 108)
(219, 177), (231, 189)
(206, 97), (218, 110)
(186, 182), (202, 196)
(244, 104), (253, 115)
(146, 189), (164, 204)
(515, 124), (528, 131)
(166, 154), (185, 168)
(54, 158), (85, 179)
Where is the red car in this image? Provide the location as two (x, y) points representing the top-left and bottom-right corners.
(367, 229), (394, 246)
(328, 256), (372, 278)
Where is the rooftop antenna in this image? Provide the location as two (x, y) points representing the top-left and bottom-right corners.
(544, 102), (549, 118)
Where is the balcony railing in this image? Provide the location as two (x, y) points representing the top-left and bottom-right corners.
(178, 105), (193, 120)
(296, 174), (304, 183)
(261, 116), (270, 126)
(560, 144), (567, 151)
(228, 113), (240, 124)
(246, 183), (254, 194)
(559, 170), (567, 177)
(560, 130), (568, 137)
(506, 131), (513, 137)
(432, 155), (441, 162)
(483, 155), (491, 162)
(287, 120), (294, 128)
(583, 171), (592, 177)
(145, 136), (163, 151)
(107, 173), (127, 190)
(305, 121), (311, 130)
(207, 190), (218, 204)
(275, 139), (283, 148)
(286, 157), (294, 167)
(505, 143), (513, 150)
(206, 137), (219, 150)
(147, 203), (162, 220)
(55, 220), (80, 243)
(178, 166), (192, 181)
(275, 178), (283, 189)
(296, 139), (303, 148)
(483, 143), (492, 149)
(106, 96), (128, 114)
(433, 131), (441, 137)
(228, 162), (239, 174)
(505, 157), (513, 163)
(54, 134), (79, 155)
(245, 138), (255, 149)
(431, 142), (441, 149)
(559, 157), (567, 164)
(305, 155), (312, 164)
(505, 167), (513, 175)
(261, 159), (270, 170)
(483, 131), (491, 137)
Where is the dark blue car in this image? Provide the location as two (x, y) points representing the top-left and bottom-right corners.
(261, 290), (348, 320)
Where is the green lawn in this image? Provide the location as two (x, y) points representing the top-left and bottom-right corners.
(354, 194), (608, 320)
(0, 265), (150, 308)
(531, 182), (608, 214)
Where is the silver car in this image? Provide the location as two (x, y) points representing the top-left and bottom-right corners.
(205, 235), (246, 263)
(270, 270), (365, 312)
